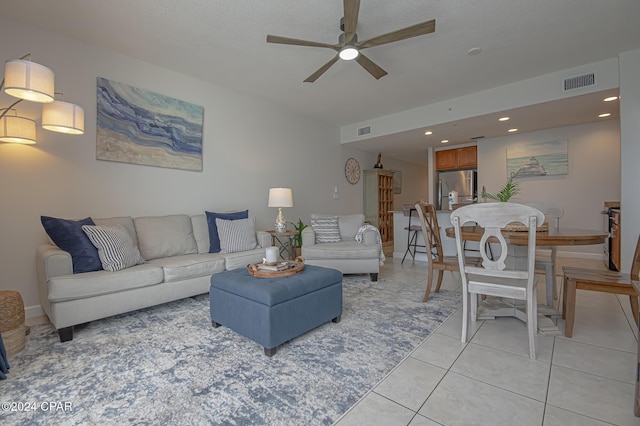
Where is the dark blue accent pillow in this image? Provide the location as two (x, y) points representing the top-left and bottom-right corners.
(41, 216), (102, 273)
(205, 210), (248, 253)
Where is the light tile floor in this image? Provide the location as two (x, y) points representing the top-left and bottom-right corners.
(334, 257), (640, 426)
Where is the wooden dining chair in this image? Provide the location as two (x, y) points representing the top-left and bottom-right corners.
(562, 235), (640, 338)
(524, 202), (565, 307)
(451, 203), (545, 359)
(414, 202), (467, 302)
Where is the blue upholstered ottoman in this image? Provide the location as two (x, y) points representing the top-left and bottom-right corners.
(210, 264), (343, 356)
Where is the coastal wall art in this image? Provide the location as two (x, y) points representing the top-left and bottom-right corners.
(506, 140), (568, 178)
(96, 77), (204, 171)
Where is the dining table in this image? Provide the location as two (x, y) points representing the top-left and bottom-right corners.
(444, 225), (607, 335)
(444, 225), (607, 248)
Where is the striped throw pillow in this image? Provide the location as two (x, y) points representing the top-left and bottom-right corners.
(216, 216), (258, 254)
(82, 224), (145, 272)
(311, 217), (342, 243)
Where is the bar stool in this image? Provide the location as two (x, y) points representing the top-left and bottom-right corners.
(401, 208), (427, 264)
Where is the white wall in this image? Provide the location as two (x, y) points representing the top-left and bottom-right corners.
(0, 18), (344, 315)
(339, 147), (428, 215)
(619, 49), (640, 271)
(379, 157), (429, 209)
(477, 120), (620, 258)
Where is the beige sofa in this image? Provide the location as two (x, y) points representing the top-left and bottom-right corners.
(36, 214), (271, 342)
(301, 213), (381, 281)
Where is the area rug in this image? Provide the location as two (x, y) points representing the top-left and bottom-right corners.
(0, 275), (460, 425)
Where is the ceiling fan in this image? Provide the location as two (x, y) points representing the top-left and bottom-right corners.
(266, 0), (436, 82)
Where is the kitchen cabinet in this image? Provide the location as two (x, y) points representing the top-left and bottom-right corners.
(435, 146), (477, 170)
(611, 209), (621, 271)
(364, 169), (394, 245)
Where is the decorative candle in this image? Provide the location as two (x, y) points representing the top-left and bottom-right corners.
(266, 246), (279, 263)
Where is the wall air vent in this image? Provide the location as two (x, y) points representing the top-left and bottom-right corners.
(563, 73), (596, 92)
(357, 126), (371, 136)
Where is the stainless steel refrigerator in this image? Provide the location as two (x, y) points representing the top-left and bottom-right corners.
(436, 169), (477, 210)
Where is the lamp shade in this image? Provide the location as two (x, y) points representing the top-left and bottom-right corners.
(42, 100), (85, 134)
(3, 59), (55, 103)
(0, 114), (37, 144)
(268, 188), (293, 207)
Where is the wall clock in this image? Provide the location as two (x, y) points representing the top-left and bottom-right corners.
(345, 157), (361, 184)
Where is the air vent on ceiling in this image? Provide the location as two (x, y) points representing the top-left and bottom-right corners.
(357, 126), (371, 136)
(563, 73), (596, 92)
(470, 135), (485, 140)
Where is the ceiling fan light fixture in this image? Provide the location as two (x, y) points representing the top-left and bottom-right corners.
(339, 46), (359, 61)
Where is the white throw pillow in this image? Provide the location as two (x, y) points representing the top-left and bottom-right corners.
(311, 217), (342, 243)
(82, 224), (146, 272)
(216, 216), (258, 254)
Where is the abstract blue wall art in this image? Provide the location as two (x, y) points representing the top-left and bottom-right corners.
(96, 77), (204, 171)
(506, 140), (568, 179)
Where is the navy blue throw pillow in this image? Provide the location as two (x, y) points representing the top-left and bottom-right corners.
(205, 210), (249, 253)
(41, 216), (102, 273)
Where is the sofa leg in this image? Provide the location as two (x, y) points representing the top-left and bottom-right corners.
(58, 327), (73, 342)
(264, 347), (277, 357)
(370, 273), (378, 282)
(332, 315), (341, 323)
(212, 320), (221, 328)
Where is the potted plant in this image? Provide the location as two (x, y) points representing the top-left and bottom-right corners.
(482, 174), (520, 202)
(289, 219), (307, 256)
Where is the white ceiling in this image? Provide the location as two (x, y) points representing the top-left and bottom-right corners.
(2, 0), (639, 162)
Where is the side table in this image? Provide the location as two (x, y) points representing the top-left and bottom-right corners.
(267, 230), (299, 260)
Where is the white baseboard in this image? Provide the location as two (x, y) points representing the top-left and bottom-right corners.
(25, 304), (44, 319)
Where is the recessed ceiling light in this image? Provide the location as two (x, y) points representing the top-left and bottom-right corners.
(604, 96), (618, 102)
(467, 47), (482, 56)
(424, 130), (433, 135)
(508, 128), (518, 133)
(498, 117), (510, 121)
(441, 140), (449, 144)
(599, 113), (611, 118)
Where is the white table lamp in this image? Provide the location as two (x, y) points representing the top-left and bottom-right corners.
(268, 188), (293, 233)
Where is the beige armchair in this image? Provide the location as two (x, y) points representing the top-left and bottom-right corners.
(301, 213), (381, 281)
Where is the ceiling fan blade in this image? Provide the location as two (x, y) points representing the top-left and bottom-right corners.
(355, 53), (388, 80)
(304, 55), (340, 83)
(267, 35), (339, 50)
(358, 19), (435, 49)
(343, 0), (361, 44)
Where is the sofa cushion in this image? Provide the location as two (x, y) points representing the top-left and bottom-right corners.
(205, 210), (249, 253)
(41, 216), (102, 273)
(148, 254), (225, 283)
(47, 264), (164, 302)
(302, 240), (379, 260)
(82, 224), (145, 272)
(338, 214), (364, 240)
(311, 216), (342, 243)
(134, 215), (198, 261)
(191, 214), (210, 254)
(310, 213), (364, 240)
(222, 246), (268, 271)
(216, 216), (258, 254)
(94, 216), (137, 243)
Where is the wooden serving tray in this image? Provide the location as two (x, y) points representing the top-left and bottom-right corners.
(247, 257), (305, 278)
